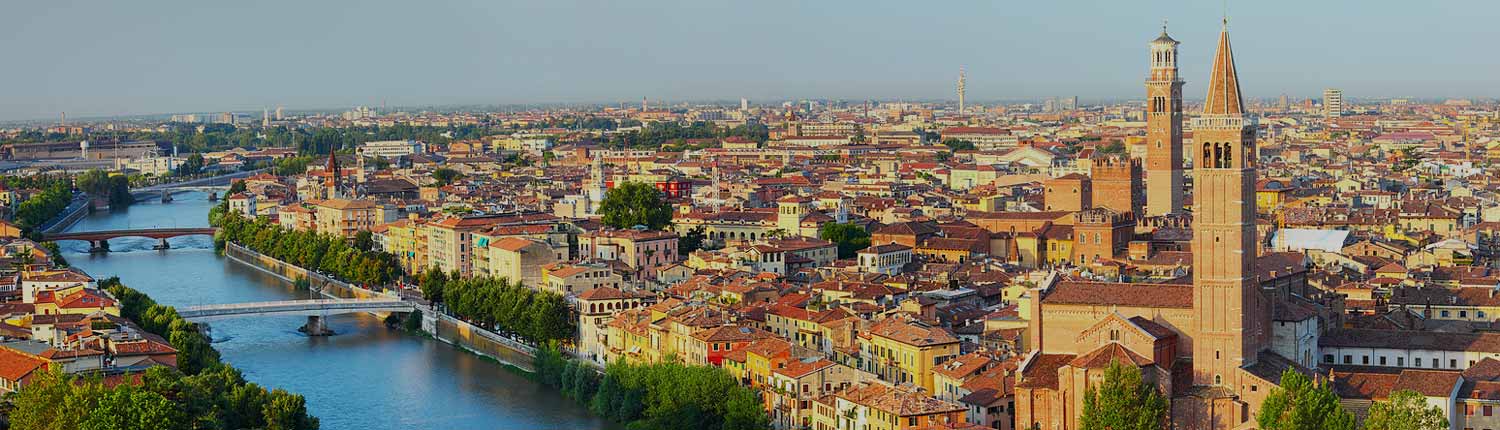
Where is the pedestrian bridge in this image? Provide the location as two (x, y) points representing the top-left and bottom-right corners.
(42, 227), (218, 242)
(178, 298), (415, 321)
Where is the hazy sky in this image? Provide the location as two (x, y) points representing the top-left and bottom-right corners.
(3, 0), (1497, 121)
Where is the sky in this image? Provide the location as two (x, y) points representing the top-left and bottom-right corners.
(2, 0), (1497, 122)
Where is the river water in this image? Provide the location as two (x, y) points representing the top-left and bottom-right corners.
(60, 192), (612, 430)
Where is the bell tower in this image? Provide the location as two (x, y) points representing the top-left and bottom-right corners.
(1145, 23), (1185, 216)
(1190, 20), (1266, 388)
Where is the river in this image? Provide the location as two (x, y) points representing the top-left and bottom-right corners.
(59, 192), (612, 430)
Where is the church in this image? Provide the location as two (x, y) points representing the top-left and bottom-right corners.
(1012, 21), (1326, 430)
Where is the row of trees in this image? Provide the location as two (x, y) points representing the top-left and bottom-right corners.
(1074, 361), (1446, 430)
(214, 212), (404, 287)
(417, 270), (573, 345)
(533, 345), (769, 430)
(19, 277), (325, 430)
(605, 122), (768, 149)
(12, 180), (72, 234)
(8, 366), (317, 430)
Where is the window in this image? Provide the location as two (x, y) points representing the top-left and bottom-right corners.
(1323, 354), (1334, 363)
(1486, 405), (1493, 416)
(1362, 356), (1369, 365)
(1462, 311), (1469, 318)
(1379, 356), (1387, 366)
(1452, 359), (1459, 369)
(1343, 355), (1352, 364)
(1442, 310), (1451, 317)
(1416, 358), (1423, 367)
(1398, 357), (1405, 366)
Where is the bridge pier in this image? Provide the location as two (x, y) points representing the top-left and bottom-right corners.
(88, 239), (110, 253)
(153, 238), (171, 250)
(300, 315), (334, 336)
(161, 190), (173, 203)
(208, 192), (218, 202)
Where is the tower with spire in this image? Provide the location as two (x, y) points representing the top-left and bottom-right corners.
(324, 152), (342, 199)
(1145, 22), (1185, 216)
(1190, 18), (1268, 396)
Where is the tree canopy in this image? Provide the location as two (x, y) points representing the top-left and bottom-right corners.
(599, 181), (673, 230)
(818, 222), (871, 259)
(431, 168), (463, 186)
(1078, 360), (1167, 430)
(1257, 368), (1355, 430)
(1363, 389), (1447, 430)
(419, 274), (574, 345)
(533, 344), (769, 430)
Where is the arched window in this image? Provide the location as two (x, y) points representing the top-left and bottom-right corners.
(1223, 142), (1233, 168)
(1202, 144), (1212, 167)
(1212, 143), (1223, 168)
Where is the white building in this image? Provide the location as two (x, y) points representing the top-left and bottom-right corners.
(359, 139), (426, 158)
(857, 243), (913, 275)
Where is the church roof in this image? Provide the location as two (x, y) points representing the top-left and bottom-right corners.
(1201, 23), (1245, 116)
(1043, 281), (1193, 309)
(1069, 342), (1153, 368)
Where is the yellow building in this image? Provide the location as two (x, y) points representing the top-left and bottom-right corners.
(541, 262), (623, 296)
(857, 316), (961, 392)
(820, 383), (969, 430)
(373, 218), (427, 274)
(309, 198), (378, 238)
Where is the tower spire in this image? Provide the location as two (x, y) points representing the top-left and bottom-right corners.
(1202, 24), (1244, 116)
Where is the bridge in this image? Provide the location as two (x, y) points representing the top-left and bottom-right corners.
(41, 227), (218, 251)
(178, 298), (416, 335)
(130, 169), (263, 202)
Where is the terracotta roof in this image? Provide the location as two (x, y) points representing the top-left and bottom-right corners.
(0, 347), (46, 382)
(1043, 281), (1193, 309)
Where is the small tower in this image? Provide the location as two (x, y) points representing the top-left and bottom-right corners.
(957, 67), (967, 114)
(776, 195), (813, 236)
(79, 140), (89, 160)
(1145, 22), (1186, 216)
(324, 152), (341, 199)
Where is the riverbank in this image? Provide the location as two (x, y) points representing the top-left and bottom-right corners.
(222, 241), (540, 372)
(61, 192), (611, 429)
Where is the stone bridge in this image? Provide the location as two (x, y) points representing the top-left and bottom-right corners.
(42, 227), (217, 251)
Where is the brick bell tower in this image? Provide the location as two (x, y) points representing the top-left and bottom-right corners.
(1145, 23), (1185, 216)
(1190, 20), (1267, 390)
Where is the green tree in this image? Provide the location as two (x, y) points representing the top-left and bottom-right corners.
(678, 225), (708, 256)
(818, 222), (871, 259)
(1099, 140), (1127, 154)
(263, 389), (320, 430)
(1363, 389), (1447, 430)
(942, 138), (976, 151)
(432, 168), (462, 186)
(598, 181), (673, 230)
(353, 230), (375, 251)
(227, 179), (248, 195)
(177, 153), (206, 176)
(1078, 360), (1167, 430)
(1257, 368), (1355, 430)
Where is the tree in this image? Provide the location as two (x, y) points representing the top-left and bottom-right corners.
(1078, 360), (1167, 430)
(678, 225), (708, 256)
(598, 181), (673, 230)
(942, 138), (976, 151)
(177, 153), (206, 176)
(227, 179), (248, 195)
(818, 222), (871, 259)
(1099, 140), (1127, 154)
(432, 168), (462, 186)
(353, 230), (375, 252)
(1363, 389), (1447, 430)
(1257, 368), (1355, 430)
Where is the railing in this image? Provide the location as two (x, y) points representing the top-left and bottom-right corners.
(179, 298), (412, 319)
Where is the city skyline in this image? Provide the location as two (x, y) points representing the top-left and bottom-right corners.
(4, 0), (1499, 122)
